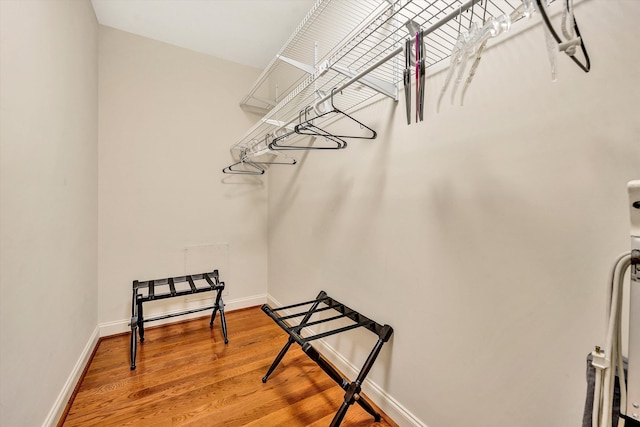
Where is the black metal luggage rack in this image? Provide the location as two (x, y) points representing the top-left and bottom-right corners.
(129, 270), (228, 370)
(261, 290), (393, 427)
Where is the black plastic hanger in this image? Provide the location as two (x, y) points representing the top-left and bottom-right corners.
(249, 137), (298, 164)
(252, 156), (297, 166)
(223, 143), (297, 174)
(294, 88), (377, 140)
(268, 107), (348, 150)
(222, 160), (265, 175)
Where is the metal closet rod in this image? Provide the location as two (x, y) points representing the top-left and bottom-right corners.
(268, 0), (484, 139)
(231, 0), (486, 155)
(335, 0), (486, 97)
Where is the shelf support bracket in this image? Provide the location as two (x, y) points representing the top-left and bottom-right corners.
(330, 64), (398, 101)
(277, 55), (316, 74)
(262, 119), (295, 131)
(250, 96), (277, 107)
(240, 104), (272, 115)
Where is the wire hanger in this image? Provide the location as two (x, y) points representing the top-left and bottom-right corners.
(535, 0), (590, 73)
(294, 88), (377, 140)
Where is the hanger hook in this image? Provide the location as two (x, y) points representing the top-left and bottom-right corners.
(457, 1), (463, 36)
(330, 87), (341, 112)
(482, 0), (488, 25)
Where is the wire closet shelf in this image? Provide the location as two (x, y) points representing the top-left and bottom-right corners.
(228, 0), (537, 167)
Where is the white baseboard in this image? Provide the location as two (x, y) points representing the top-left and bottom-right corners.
(41, 326), (100, 427)
(265, 294), (426, 427)
(99, 293), (267, 337)
(312, 338), (426, 427)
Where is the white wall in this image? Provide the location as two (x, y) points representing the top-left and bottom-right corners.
(98, 26), (267, 333)
(0, 1), (99, 426)
(267, 1), (640, 426)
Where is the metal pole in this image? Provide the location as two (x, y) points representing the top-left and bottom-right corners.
(313, 0), (481, 109)
(314, 46), (402, 109)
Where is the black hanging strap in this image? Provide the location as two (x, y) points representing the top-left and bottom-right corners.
(536, 0), (590, 73)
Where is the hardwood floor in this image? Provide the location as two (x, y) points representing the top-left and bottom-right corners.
(60, 306), (398, 427)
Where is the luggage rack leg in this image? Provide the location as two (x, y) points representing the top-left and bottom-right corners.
(129, 286), (139, 371)
(262, 337), (295, 383)
(129, 292), (144, 370)
(137, 296), (145, 343)
(262, 291), (327, 383)
(304, 342), (382, 426)
(331, 336), (388, 426)
(209, 282), (228, 344)
(129, 327), (137, 371)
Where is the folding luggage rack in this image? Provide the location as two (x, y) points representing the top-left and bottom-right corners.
(129, 270), (228, 370)
(261, 290), (393, 427)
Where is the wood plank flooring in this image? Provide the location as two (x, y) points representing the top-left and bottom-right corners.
(61, 306), (398, 427)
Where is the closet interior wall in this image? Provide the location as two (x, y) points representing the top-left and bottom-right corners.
(0, 2), (98, 426)
(267, 1), (640, 426)
(98, 26), (268, 335)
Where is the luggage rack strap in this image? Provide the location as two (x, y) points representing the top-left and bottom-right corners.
(287, 310), (356, 333)
(266, 292), (330, 312)
(133, 271), (224, 302)
(275, 303), (340, 321)
(262, 292), (392, 342)
(133, 271), (217, 289)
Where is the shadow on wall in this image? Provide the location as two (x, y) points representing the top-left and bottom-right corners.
(220, 174), (267, 201)
(267, 148), (311, 232)
(347, 98), (396, 239)
(220, 175), (264, 187)
(269, 96), (397, 235)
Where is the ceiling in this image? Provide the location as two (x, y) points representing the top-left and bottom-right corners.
(91, 0), (317, 69)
